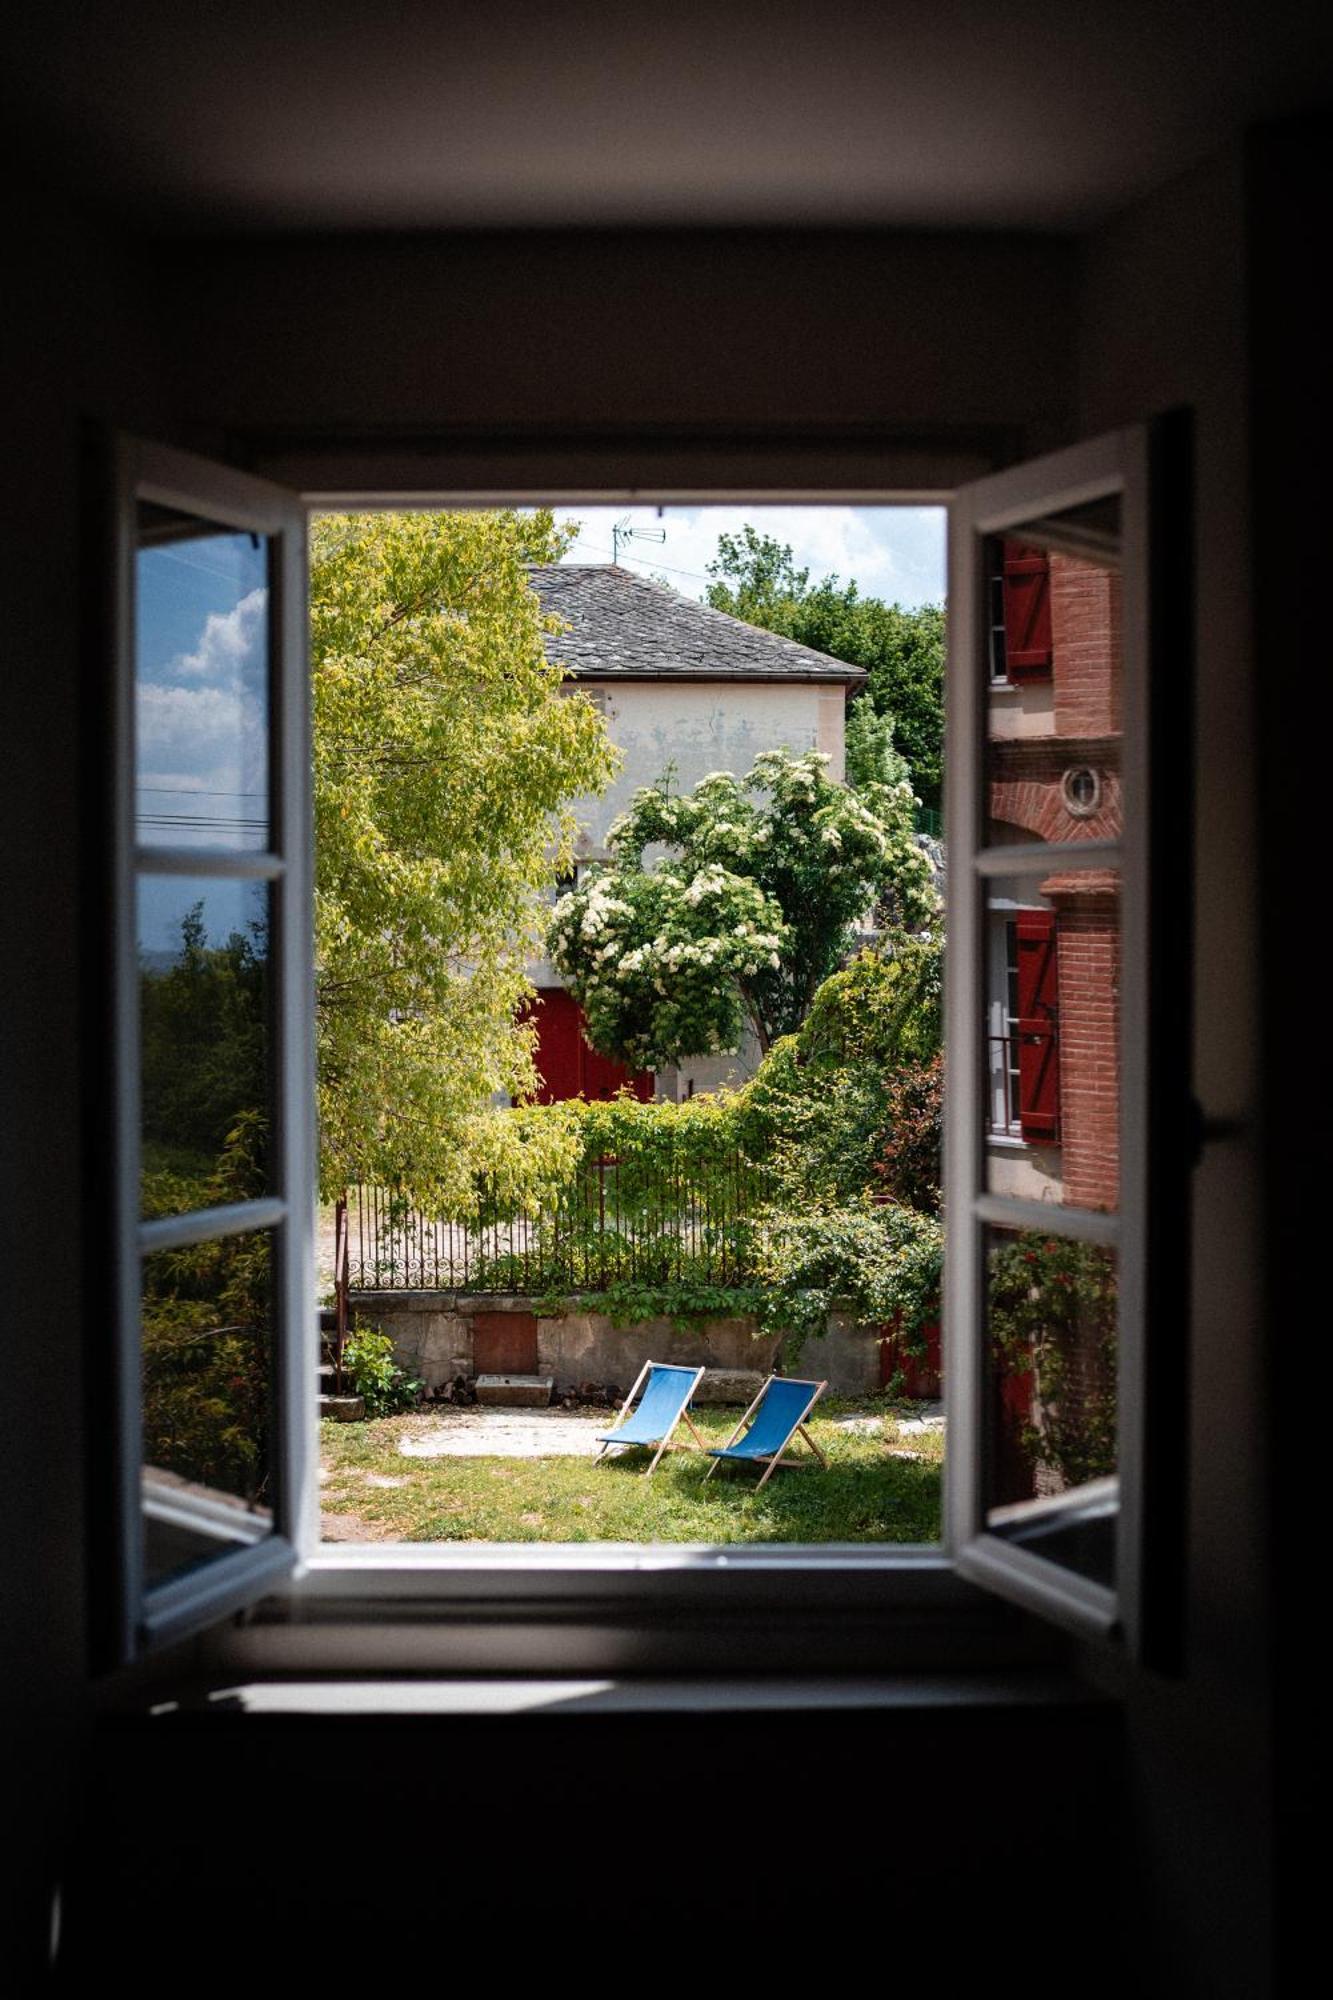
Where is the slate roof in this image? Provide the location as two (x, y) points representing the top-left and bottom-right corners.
(527, 565), (867, 684)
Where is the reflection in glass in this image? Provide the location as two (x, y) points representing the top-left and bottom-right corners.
(141, 1231), (275, 1588)
(984, 501), (1123, 846)
(139, 877), (270, 1215)
(984, 869), (1120, 1212)
(984, 1229), (1117, 1588)
(135, 503), (270, 849)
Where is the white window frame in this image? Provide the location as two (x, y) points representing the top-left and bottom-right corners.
(102, 432), (1189, 1679)
(944, 422), (1190, 1664)
(104, 438), (316, 1664)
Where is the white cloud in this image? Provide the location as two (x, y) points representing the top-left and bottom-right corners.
(173, 585), (268, 682)
(556, 505), (945, 608)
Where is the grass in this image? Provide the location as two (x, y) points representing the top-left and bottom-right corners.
(319, 1394), (943, 1544)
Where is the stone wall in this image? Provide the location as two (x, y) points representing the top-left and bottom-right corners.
(348, 1291), (881, 1399)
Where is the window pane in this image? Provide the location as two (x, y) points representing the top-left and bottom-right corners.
(141, 1230), (276, 1588)
(983, 1227), (1118, 1590)
(139, 876), (270, 1215)
(985, 504), (1123, 845)
(136, 503), (271, 849)
(985, 869), (1120, 1212)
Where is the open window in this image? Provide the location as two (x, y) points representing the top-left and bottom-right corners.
(945, 420), (1192, 1662)
(99, 427), (1188, 1670)
(102, 439), (315, 1663)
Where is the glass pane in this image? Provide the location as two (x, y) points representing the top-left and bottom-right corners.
(983, 1227), (1117, 1589)
(985, 499), (1123, 845)
(139, 877), (270, 1215)
(136, 503), (271, 849)
(141, 1230), (276, 1588)
(984, 867), (1120, 1213)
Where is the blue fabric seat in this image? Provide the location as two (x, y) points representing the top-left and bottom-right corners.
(705, 1375), (827, 1489)
(594, 1361), (706, 1475)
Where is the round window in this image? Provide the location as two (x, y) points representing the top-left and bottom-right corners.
(1062, 765), (1102, 817)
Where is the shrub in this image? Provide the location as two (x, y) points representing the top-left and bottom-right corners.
(753, 1202), (943, 1364)
(341, 1326), (423, 1417)
(876, 1052), (943, 1215)
(988, 1233), (1117, 1488)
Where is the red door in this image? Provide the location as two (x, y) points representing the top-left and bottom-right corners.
(528, 988), (653, 1103)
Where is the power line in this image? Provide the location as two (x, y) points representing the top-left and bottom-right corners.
(569, 535), (715, 587)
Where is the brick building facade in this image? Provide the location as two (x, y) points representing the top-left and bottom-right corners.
(986, 541), (1122, 1217)
(986, 537), (1122, 1503)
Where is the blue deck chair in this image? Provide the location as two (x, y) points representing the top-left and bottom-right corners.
(705, 1375), (827, 1490)
(594, 1360), (707, 1476)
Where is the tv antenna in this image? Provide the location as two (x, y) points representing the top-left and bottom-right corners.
(612, 516), (666, 565)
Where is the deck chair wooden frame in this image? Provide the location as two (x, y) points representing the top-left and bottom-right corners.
(704, 1374), (828, 1491)
(594, 1359), (708, 1477)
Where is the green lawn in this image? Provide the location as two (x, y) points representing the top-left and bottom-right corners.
(319, 1395), (942, 1544)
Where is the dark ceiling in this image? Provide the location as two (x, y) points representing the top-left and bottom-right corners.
(7, 1), (1331, 233)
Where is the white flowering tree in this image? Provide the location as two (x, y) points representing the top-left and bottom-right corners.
(547, 748), (938, 1069)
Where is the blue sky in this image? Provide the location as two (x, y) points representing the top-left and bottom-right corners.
(136, 529), (269, 951)
(554, 504), (946, 609)
(135, 506), (945, 952)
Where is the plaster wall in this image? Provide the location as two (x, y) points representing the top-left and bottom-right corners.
(570, 677), (849, 855)
(349, 1290), (882, 1396)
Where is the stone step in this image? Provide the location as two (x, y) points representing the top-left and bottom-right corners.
(319, 1393), (365, 1422)
(475, 1374), (554, 1408)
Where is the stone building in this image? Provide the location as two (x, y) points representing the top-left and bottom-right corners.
(523, 562), (866, 1102)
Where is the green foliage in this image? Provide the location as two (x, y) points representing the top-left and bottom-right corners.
(988, 1234), (1118, 1488)
(341, 1326), (423, 1418)
(547, 748), (937, 1069)
(140, 901), (267, 1183)
(752, 1204), (943, 1365)
(740, 942), (942, 1210)
(706, 526), (946, 810)
(461, 1092), (769, 1307)
(875, 1052), (944, 1215)
(311, 508), (618, 1208)
(141, 1120), (275, 1502)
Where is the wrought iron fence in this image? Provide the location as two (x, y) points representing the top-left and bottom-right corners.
(347, 1149), (767, 1294)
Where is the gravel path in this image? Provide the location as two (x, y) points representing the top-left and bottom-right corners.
(395, 1408), (612, 1459)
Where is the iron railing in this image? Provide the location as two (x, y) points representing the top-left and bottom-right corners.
(347, 1150), (767, 1293)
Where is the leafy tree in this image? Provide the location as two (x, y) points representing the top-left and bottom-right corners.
(140, 902), (268, 1188)
(739, 941), (942, 1209)
(707, 526), (946, 810)
(547, 748), (938, 1070)
(311, 510), (617, 1206)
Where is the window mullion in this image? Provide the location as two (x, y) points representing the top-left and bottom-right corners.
(138, 1199), (288, 1256)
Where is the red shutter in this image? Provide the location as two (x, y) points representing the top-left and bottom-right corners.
(1015, 910), (1060, 1142)
(1002, 540), (1053, 680)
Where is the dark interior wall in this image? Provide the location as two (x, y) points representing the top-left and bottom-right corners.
(1076, 145), (1272, 1996)
(0, 149), (1291, 1992)
(1245, 116), (1329, 1994)
(0, 190), (171, 1977)
(156, 227), (1078, 488)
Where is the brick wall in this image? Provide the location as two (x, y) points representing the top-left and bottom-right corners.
(1047, 879), (1121, 1212)
(989, 749), (1122, 844)
(1051, 553), (1121, 736)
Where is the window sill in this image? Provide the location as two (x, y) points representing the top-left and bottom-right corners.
(109, 1666), (1110, 1722)
(161, 1541), (1074, 1683)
